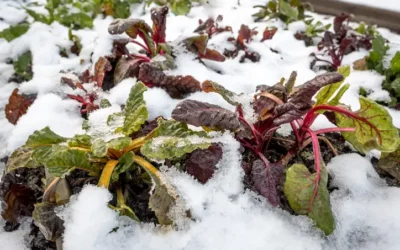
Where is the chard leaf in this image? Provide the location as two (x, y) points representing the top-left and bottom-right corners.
(0, 23), (29, 42)
(14, 51), (33, 81)
(138, 63), (201, 99)
(284, 163), (335, 235)
(172, 99), (241, 131)
(32, 202), (64, 242)
(5, 88), (34, 125)
(100, 99), (112, 108)
(94, 57), (112, 88)
(378, 146), (400, 182)
(25, 127), (67, 148)
(390, 52), (400, 74)
(251, 160), (284, 207)
(202, 80), (240, 106)
(141, 119), (210, 160)
(335, 97), (400, 153)
(169, 0), (191, 15)
(113, 57), (142, 84)
(25, 8), (52, 24)
(5, 147), (40, 173)
(107, 137), (131, 151)
(91, 139), (108, 158)
(123, 82), (148, 136)
(68, 134), (92, 148)
(1, 184), (36, 223)
(328, 84), (350, 106)
(134, 156), (177, 225)
(57, 12), (93, 29)
(112, 151), (136, 182)
(315, 66), (350, 106)
(108, 18), (153, 39)
(151, 6), (168, 43)
(279, 0), (298, 21)
(273, 73), (344, 126)
(32, 145), (92, 177)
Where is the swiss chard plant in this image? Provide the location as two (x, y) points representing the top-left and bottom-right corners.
(145, 66), (400, 234)
(253, 0), (311, 24)
(294, 18), (331, 46)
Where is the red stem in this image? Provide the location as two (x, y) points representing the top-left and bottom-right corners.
(130, 39), (151, 54)
(130, 54), (151, 62)
(305, 128), (322, 213)
(313, 127), (355, 135)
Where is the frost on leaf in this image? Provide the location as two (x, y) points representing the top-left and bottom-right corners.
(138, 63), (201, 99)
(94, 57), (112, 88)
(284, 164), (335, 235)
(141, 119), (210, 160)
(251, 160), (283, 207)
(91, 139), (108, 158)
(273, 72), (344, 126)
(335, 97), (400, 153)
(186, 144), (223, 184)
(5, 147), (40, 173)
(172, 99), (241, 131)
(5, 88), (34, 125)
(122, 82), (149, 136)
(25, 127), (67, 148)
(32, 202), (64, 242)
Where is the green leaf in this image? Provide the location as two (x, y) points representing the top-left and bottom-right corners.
(14, 51), (33, 81)
(279, 0), (298, 22)
(32, 145), (92, 177)
(378, 146), (400, 182)
(169, 0), (192, 15)
(68, 134), (92, 148)
(201, 80), (241, 106)
(328, 84), (350, 106)
(100, 98), (112, 108)
(390, 52), (400, 74)
(91, 139), (108, 158)
(57, 12), (93, 29)
(25, 8), (52, 24)
(5, 147), (40, 173)
(141, 119), (210, 160)
(122, 82), (148, 136)
(391, 78), (400, 98)
(107, 137), (131, 151)
(315, 66), (350, 106)
(111, 151), (136, 182)
(26, 127), (67, 148)
(284, 164), (335, 235)
(335, 97), (400, 153)
(0, 23), (29, 42)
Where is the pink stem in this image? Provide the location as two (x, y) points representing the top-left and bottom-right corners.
(305, 128), (322, 213)
(130, 39), (150, 54)
(290, 121), (301, 144)
(130, 54), (151, 62)
(313, 127), (355, 135)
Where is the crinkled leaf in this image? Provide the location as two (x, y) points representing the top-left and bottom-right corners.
(254, 82), (287, 121)
(32, 202), (64, 242)
(32, 145), (92, 177)
(94, 57), (112, 88)
(251, 160), (284, 207)
(141, 119), (210, 160)
(378, 147), (400, 182)
(138, 63), (201, 99)
(315, 66), (350, 106)
(114, 57), (142, 84)
(186, 144), (223, 184)
(151, 6), (168, 43)
(149, 54), (176, 71)
(91, 139), (108, 158)
(335, 97), (400, 153)
(202, 80), (240, 106)
(5, 88), (34, 125)
(5, 147), (40, 173)
(0, 23), (29, 42)
(108, 18), (153, 38)
(107, 137), (131, 151)
(172, 99), (241, 131)
(1, 184), (36, 223)
(273, 72), (344, 126)
(123, 82), (148, 135)
(284, 164), (335, 235)
(13, 51), (33, 81)
(135, 157), (177, 225)
(25, 127), (67, 148)
(68, 134), (92, 148)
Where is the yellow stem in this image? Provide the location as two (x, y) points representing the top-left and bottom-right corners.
(123, 136), (147, 153)
(132, 155), (159, 177)
(70, 147), (91, 152)
(116, 186), (125, 207)
(98, 160), (119, 188)
(43, 177), (60, 202)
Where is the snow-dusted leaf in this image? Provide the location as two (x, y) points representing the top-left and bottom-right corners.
(336, 97), (400, 153)
(25, 127), (67, 148)
(284, 163), (335, 235)
(107, 137), (131, 151)
(202, 80), (240, 106)
(32, 202), (64, 242)
(5, 147), (40, 173)
(100, 99), (112, 108)
(251, 160), (283, 207)
(91, 139), (108, 158)
(13, 51), (33, 81)
(68, 134), (92, 148)
(5, 88), (34, 125)
(172, 99), (241, 131)
(122, 82), (149, 136)
(141, 119), (210, 160)
(314, 66), (350, 106)
(108, 18), (153, 38)
(151, 6), (168, 43)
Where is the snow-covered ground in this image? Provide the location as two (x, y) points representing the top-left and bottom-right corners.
(1, 0), (400, 249)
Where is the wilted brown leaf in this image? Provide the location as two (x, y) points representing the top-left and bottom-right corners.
(5, 88), (34, 125)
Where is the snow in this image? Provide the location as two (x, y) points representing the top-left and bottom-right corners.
(0, 0), (400, 249)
